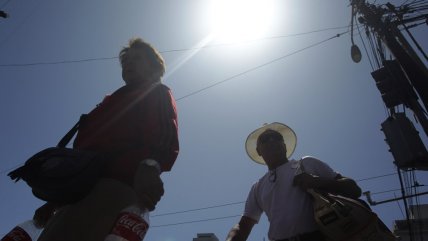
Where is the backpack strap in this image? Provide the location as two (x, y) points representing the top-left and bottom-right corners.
(57, 114), (87, 148)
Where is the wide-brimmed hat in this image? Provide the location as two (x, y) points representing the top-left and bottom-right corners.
(245, 122), (297, 165)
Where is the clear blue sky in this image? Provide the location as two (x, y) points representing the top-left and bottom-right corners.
(1, 0), (427, 240)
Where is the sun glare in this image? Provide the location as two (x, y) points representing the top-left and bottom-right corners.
(209, 0), (275, 43)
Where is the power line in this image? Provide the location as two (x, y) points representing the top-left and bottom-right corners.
(370, 184), (427, 195)
(151, 214), (241, 228)
(152, 201), (244, 217)
(356, 172), (397, 182)
(176, 31), (348, 101)
(0, 26), (349, 67)
(162, 25), (351, 53)
(0, 56), (118, 67)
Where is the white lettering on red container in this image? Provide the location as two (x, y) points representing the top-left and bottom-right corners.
(1, 227), (32, 241)
(110, 212), (149, 241)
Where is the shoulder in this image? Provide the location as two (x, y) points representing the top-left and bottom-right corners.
(158, 83), (171, 91)
(151, 83), (174, 99)
(259, 168), (273, 182)
(300, 156), (338, 178)
(130, 83), (175, 104)
(300, 156), (326, 166)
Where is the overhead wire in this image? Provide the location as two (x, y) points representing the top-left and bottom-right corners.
(405, 170), (417, 240)
(369, 183), (427, 195)
(412, 171), (424, 241)
(0, 25), (351, 67)
(367, 28), (382, 68)
(356, 16), (376, 70)
(394, 192), (406, 219)
(176, 30), (348, 101)
(151, 215), (241, 228)
(356, 172), (397, 182)
(391, 3), (428, 62)
(0, 56), (118, 67)
(162, 25), (352, 53)
(152, 201), (244, 217)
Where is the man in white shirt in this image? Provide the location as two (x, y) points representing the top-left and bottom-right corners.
(226, 122), (361, 241)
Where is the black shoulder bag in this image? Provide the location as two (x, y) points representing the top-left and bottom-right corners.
(8, 115), (103, 205)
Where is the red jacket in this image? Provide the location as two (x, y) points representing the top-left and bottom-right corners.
(73, 82), (179, 185)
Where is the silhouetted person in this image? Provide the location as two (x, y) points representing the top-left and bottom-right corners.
(34, 38), (179, 241)
(226, 122), (361, 241)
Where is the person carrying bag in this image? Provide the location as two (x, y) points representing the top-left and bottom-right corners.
(8, 38), (179, 241)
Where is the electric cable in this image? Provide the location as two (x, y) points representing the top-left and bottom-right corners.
(369, 183), (427, 195)
(356, 17), (375, 70)
(163, 25), (352, 54)
(151, 214), (241, 228)
(400, 169), (416, 241)
(152, 201), (244, 217)
(176, 31), (348, 101)
(0, 26), (351, 67)
(0, 56), (118, 67)
(391, 3), (428, 62)
(394, 192), (406, 219)
(356, 172), (397, 182)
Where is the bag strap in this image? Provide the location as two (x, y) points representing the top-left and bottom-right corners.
(295, 158), (307, 176)
(57, 114), (87, 148)
(55, 82), (161, 148)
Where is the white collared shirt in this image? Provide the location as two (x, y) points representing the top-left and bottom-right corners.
(243, 156), (338, 240)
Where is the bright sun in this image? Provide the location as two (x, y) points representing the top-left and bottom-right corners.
(209, 0), (275, 42)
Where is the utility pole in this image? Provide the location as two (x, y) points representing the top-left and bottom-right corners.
(350, 0), (428, 169)
(351, 0), (428, 133)
(350, 1), (428, 240)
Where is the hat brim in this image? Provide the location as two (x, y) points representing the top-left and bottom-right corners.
(245, 122), (297, 165)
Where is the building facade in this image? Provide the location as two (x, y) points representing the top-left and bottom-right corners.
(193, 233), (219, 241)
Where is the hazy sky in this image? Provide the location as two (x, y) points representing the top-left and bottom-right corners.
(1, 0), (427, 240)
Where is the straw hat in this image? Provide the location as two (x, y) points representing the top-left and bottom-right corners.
(245, 122), (297, 165)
